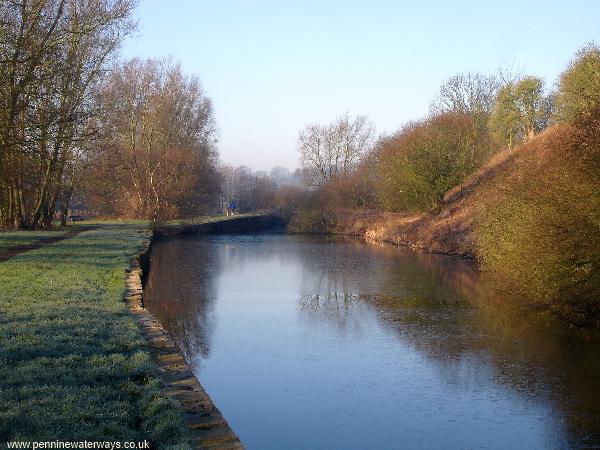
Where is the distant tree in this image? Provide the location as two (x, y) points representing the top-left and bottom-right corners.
(231, 166), (256, 211)
(219, 165), (282, 212)
(430, 72), (500, 130)
(219, 164), (237, 210)
(554, 43), (600, 122)
(297, 113), (375, 187)
(269, 166), (292, 186)
(489, 77), (546, 149)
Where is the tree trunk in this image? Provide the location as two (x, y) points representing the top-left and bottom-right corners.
(60, 185), (74, 227)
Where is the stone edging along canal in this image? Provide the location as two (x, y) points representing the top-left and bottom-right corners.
(124, 216), (287, 449)
(126, 237), (244, 450)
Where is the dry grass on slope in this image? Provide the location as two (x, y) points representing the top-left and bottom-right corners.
(355, 125), (574, 258)
(472, 120), (600, 323)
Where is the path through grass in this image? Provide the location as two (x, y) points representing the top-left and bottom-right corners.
(0, 230), (68, 253)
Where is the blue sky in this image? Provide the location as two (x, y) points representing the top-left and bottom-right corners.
(122, 0), (600, 170)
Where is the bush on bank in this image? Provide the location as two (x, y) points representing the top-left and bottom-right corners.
(375, 112), (495, 213)
(473, 115), (600, 324)
(474, 44), (600, 323)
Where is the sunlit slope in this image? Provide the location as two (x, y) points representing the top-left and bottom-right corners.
(359, 120), (599, 322)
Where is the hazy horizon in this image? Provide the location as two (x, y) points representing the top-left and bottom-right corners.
(122, 0), (600, 171)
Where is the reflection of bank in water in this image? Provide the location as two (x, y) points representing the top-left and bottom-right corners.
(144, 233), (600, 449)
(299, 240), (600, 449)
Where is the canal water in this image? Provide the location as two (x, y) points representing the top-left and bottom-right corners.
(143, 233), (600, 450)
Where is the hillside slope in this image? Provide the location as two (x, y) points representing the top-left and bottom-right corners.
(318, 120), (600, 323)
(325, 123), (584, 258)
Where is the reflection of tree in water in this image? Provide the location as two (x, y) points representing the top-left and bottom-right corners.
(298, 293), (373, 335)
(299, 293), (360, 310)
(379, 253), (600, 449)
(143, 233), (307, 363)
(296, 237), (600, 448)
(143, 237), (220, 366)
(143, 233), (599, 448)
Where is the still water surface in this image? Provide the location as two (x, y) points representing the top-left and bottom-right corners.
(144, 234), (600, 450)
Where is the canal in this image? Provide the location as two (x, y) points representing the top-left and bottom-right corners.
(143, 233), (600, 450)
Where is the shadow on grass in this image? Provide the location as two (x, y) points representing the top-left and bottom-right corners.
(0, 225), (190, 446)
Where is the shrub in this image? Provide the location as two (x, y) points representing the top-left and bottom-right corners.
(554, 43), (600, 123)
(375, 112), (494, 212)
(474, 114), (600, 323)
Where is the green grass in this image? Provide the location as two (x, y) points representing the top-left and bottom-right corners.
(0, 230), (68, 253)
(0, 224), (191, 447)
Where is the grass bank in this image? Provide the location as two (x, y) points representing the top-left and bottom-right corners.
(0, 224), (190, 447)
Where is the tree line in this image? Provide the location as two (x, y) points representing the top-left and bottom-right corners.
(86, 58), (220, 221)
(0, 0), (223, 229)
(296, 44), (600, 215)
(2, 0), (597, 242)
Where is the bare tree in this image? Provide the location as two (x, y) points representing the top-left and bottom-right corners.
(430, 72), (500, 129)
(297, 112), (375, 187)
(0, 0), (136, 229)
(269, 166), (292, 186)
(219, 165), (279, 213)
(90, 58), (219, 222)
